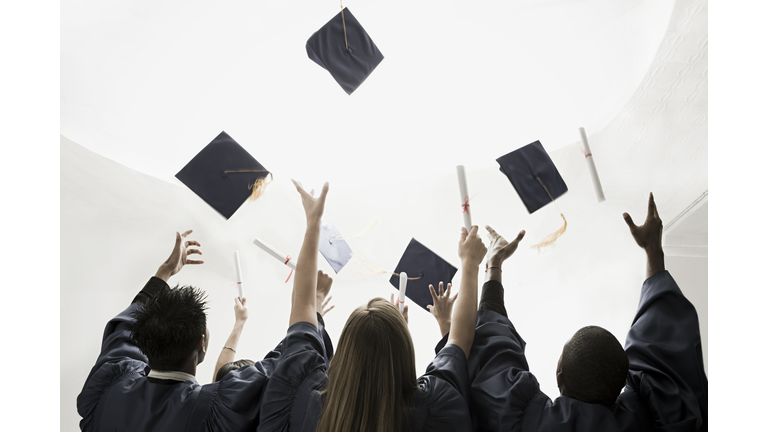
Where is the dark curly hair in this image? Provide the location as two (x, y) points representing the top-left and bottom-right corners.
(131, 285), (208, 371)
(558, 325), (629, 405)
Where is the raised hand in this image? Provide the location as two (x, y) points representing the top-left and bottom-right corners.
(428, 282), (457, 338)
(458, 225), (488, 267)
(234, 297), (249, 323)
(292, 179), (329, 222)
(155, 230), (203, 282)
(623, 192), (663, 253)
(390, 293), (409, 325)
(485, 226), (526, 267)
(316, 270), (335, 316)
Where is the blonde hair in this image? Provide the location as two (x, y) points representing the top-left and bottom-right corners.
(317, 298), (418, 432)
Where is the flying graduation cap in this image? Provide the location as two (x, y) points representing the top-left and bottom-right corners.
(497, 140), (568, 249)
(319, 222), (354, 273)
(388, 238), (458, 312)
(306, 7), (384, 95)
(176, 131), (272, 220)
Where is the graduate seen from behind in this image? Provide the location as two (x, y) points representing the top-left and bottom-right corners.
(76, 230), (335, 432)
(432, 193), (707, 432)
(257, 180), (488, 432)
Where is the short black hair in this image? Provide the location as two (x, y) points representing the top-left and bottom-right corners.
(131, 285), (208, 371)
(215, 359), (256, 382)
(560, 326), (628, 405)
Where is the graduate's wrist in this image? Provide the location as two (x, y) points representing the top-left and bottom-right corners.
(154, 264), (174, 282)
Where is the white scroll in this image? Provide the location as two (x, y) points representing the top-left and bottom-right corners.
(233, 251), (244, 300)
(456, 165), (472, 231)
(579, 127), (606, 203)
(252, 238), (297, 270)
(399, 272), (408, 313)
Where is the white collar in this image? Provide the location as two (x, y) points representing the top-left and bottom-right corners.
(147, 369), (198, 384)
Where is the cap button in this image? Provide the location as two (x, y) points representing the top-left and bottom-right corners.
(221, 171), (229, 178)
(346, 47), (353, 54)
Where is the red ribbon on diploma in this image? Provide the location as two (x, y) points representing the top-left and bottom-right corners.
(284, 256), (293, 283)
(461, 196), (471, 214)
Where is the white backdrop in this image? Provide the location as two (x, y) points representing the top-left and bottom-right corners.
(60, 0), (708, 431)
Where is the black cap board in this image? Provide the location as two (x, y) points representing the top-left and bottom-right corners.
(176, 131), (270, 220)
(306, 7), (384, 95)
(388, 238), (458, 312)
(319, 222), (353, 274)
(496, 140), (568, 214)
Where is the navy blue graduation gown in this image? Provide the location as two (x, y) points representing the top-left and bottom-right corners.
(77, 277), (335, 432)
(257, 321), (472, 432)
(439, 270), (707, 432)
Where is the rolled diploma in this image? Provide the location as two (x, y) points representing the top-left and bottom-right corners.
(456, 165), (472, 231)
(399, 272), (407, 313)
(252, 238), (297, 270)
(233, 251), (244, 300)
(579, 127), (606, 203)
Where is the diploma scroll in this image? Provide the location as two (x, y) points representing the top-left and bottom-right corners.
(399, 272), (407, 313)
(233, 251), (244, 300)
(456, 165), (472, 231)
(578, 127), (606, 203)
(252, 238), (297, 270)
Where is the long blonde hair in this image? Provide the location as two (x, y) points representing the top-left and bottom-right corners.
(317, 298), (418, 432)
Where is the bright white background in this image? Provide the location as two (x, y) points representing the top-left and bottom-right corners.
(4, 0), (764, 430)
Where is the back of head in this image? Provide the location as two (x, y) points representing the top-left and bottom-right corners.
(215, 359), (256, 382)
(317, 297), (418, 432)
(131, 285), (208, 371)
(558, 326), (628, 405)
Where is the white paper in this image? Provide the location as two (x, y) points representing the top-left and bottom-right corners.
(233, 251), (244, 299)
(399, 272), (407, 313)
(456, 165), (472, 231)
(579, 127), (606, 203)
(252, 238), (297, 270)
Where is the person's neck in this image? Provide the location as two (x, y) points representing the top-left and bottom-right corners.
(177, 356), (199, 376)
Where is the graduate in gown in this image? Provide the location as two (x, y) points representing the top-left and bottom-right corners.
(76, 230), (335, 432)
(435, 193), (707, 431)
(256, 180), (488, 432)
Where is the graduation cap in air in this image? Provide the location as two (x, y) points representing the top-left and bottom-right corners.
(306, 7), (384, 95)
(388, 238), (458, 312)
(319, 222), (354, 273)
(176, 131), (271, 220)
(497, 140), (568, 249)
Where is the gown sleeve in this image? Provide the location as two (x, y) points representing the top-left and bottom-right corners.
(257, 321), (328, 432)
(77, 277), (167, 430)
(418, 344), (473, 432)
(624, 270), (707, 431)
(466, 309), (547, 432)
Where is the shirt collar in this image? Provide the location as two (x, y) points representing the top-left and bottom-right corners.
(147, 369), (198, 384)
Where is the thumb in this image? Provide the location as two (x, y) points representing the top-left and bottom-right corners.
(623, 213), (637, 230)
(512, 230), (526, 244)
(459, 227), (468, 242)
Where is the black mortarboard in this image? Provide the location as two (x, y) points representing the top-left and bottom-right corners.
(176, 131), (270, 220)
(496, 140), (568, 214)
(319, 222), (353, 274)
(388, 238), (458, 312)
(306, 7), (384, 95)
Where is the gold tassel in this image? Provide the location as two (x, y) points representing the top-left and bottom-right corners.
(247, 173), (273, 202)
(530, 212), (567, 252)
(348, 252), (422, 281)
(329, 218), (380, 242)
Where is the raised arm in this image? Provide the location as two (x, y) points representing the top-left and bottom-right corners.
(622, 192), (664, 279)
(288, 180), (329, 328)
(622, 193), (707, 430)
(448, 226), (487, 358)
(212, 297), (249, 382)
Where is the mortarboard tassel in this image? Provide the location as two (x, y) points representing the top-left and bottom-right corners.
(349, 252), (422, 281)
(530, 177), (568, 251)
(247, 173), (273, 202)
(222, 169), (273, 202)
